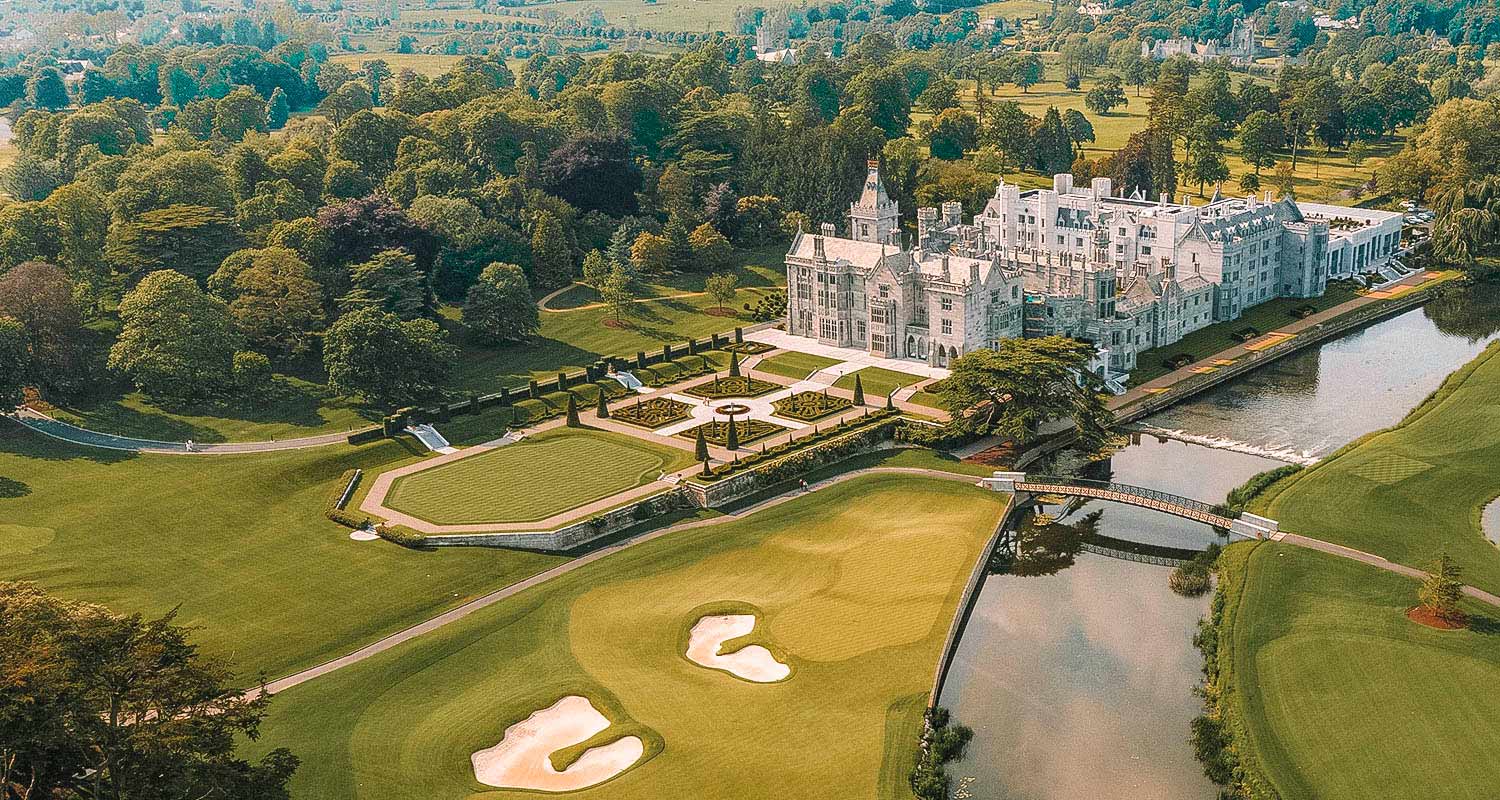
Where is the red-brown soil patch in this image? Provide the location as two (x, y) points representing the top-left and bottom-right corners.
(602, 318), (632, 329)
(1407, 605), (1467, 630)
(703, 307), (739, 317)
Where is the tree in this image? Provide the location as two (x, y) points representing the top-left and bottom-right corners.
(529, 211), (574, 291)
(1418, 553), (1466, 623)
(0, 261), (87, 392)
(581, 249), (611, 293)
(694, 425), (709, 462)
(108, 270), (243, 400)
(0, 152), (63, 201)
(317, 194), (438, 275)
(936, 336), (1112, 448)
(852, 373), (865, 405)
(565, 393), (581, 427)
(540, 130), (641, 215)
(1032, 107), (1075, 174)
(1185, 116), (1231, 196)
(728, 351), (741, 377)
(705, 271), (739, 312)
(0, 581), (299, 800)
(927, 108), (978, 161)
(1084, 74), (1127, 115)
(725, 412), (740, 450)
(1238, 110), (1285, 176)
(267, 86), (290, 130)
(689, 223), (732, 271)
(596, 389), (609, 419)
(318, 81), (373, 126)
(917, 77), (961, 113)
(600, 266), (636, 324)
(209, 248), (326, 357)
(1005, 53), (1043, 93)
(26, 67), (68, 110)
(323, 307), (454, 407)
(214, 86), (269, 141)
(630, 231), (670, 274)
(847, 66), (912, 140)
(1062, 109), (1095, 158)
(663, 215), (696, 272)
(0, 316), (28, 406)
(464, 262), (538, 344)
(982, 101), (1037, 171)
(339, 249), (428, 320)
(106, 204), (243, 283)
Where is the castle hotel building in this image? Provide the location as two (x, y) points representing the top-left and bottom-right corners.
(784, 163), (1404, 382)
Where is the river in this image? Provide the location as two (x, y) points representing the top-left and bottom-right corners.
(939, 284), (1500, 800)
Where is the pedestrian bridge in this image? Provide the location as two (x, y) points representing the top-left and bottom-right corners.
(980, 472), (1279, 540)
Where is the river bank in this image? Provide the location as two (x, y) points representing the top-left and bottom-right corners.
(940, 281), (1500, 799)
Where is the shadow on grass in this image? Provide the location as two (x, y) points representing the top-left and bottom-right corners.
(0, 422), (138, 464)
(1466, 614), (1500, 636)
(0, 476), (31, 498)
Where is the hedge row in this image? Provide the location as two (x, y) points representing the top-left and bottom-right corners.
(376, 524), (427, 548)
(347, 426), (384, 445)
(633, 354), (718, 387)
(324, 469), (369, 530)
(696, 409), (901, 482)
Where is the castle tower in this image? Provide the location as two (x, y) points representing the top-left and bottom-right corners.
(848, 160), (901, 245)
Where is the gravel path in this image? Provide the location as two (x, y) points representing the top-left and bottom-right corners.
(10, 408), (353, 454)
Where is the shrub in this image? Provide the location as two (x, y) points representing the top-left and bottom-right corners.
(721, 340), (775, 355)
(347, 426), (384, 445)
(683, 374), (780, 399)
(324, 469), (367, 529)
(772, 390), (853, 422)
(614, 397), (694, 428)
(1223, 464), (1303, 514)
(376, 524), (426, 548)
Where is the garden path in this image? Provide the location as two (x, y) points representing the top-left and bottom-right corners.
(8, 408), (353, 454)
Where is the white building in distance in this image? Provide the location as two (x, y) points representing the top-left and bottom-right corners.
(784, 165), (1404, 382)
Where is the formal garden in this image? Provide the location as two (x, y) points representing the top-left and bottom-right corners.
(772, 391), (855, 422)
(683, 374), (781, 400)
(383, 428), (695, 526)
(610, 397), (695, 429)
(679, 418), (788, 448)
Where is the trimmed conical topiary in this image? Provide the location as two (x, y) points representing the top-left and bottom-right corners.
(565, 394), (581, 427)
(729, 352), (741, 377)
(701, 457), (712, 478)
(596, 390), (609, 419)
(725, 414), (739, 450)
(852, 374), (865, 405)
(695, 426), (709, 461)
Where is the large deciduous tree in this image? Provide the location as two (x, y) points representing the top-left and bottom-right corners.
(0, 317), (28, 406)
(540, 130), (642, 215)
(322, 306), (455, 407)
(209, 248), (327, 357)
(105, 204), (243, 283)
(338, 249), (429, 320)
(0, 581), (299, 800)
(937, 337), (1113, 448)
(0, 261), (89, 392)
(107, 270), (243, 400)
(463, 262), (538, 344)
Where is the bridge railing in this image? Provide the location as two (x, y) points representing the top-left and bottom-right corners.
(1017, 475), (1235, 527)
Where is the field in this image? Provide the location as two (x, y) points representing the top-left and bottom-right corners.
(1224, 542), (1500, 800)
(40, 254), (785, 444)
(1255, 339), (1500, 594)
(248, 473), (1008, 798)
(835, 367), (925, 400)
(327, 52), (466, 77)
(755, 351), (841, 381)
(0, 423), (562, 681)
(385, 428), (694, 525)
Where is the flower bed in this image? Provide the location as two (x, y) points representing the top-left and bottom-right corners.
(772, 391), (853, 422)
(683, 374), (780, 399)
(612, 397), (694, 429)
(677, 418), (788, 447)
(722, 341), (775, 355)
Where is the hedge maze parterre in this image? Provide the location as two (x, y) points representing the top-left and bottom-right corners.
(772, 391), (854, 422)
(611, 397), (695, 429)
(683, 375), (781, 399)
(677, 418), (788, 447)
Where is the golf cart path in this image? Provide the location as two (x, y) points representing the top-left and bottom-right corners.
(8, 408), (353, 454)
(1274, 532), (1500, 607)
(247, 466), (984, 699)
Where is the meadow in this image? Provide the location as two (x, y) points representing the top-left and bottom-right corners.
(247, 472), (1008, 798)
(0, 423), (562, 681)
(1223, 542), (1500, 800)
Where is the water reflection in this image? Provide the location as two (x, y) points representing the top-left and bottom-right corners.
(1145, 283), (1500, 459)
(942, 438), (1277, 799)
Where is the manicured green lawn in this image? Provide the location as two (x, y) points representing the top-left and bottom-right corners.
(756, 351), (841, 381)
(835, 367), (925, 400)
(384, 428), (694, 525)
(0, 423), (562, 681)
(1255, 340), (1500, 594)
(248, 474), (1008, 799)
(1225, 543), (1500, 800)
(1128, 281), (1363, 385)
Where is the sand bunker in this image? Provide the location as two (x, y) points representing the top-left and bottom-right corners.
(686, 614), (791, 682)
(471, 695), (644, 791)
